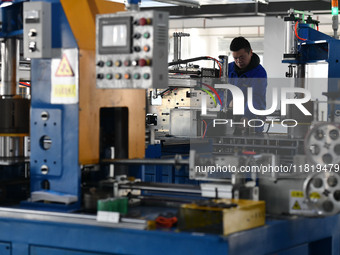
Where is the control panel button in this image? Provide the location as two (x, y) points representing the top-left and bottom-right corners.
(133, 46), (141, 52)
(29, 41), (37, 52)
(106, 73), (113, 80)
(139, 59), (151, 67)
(97, 73), (104, 79)
(97, 61), (104, 67)
(134, 73), (141, 80)
(115, 60), (122, 67)
(106, 60), (113, 67)
(132, 60), (139, 66)
(124, 73), (131, 80)
(139, 59), (146, 67)
(139, 18), (152, 26)
(115, 73), (122, 80)
(143, 73), (150, 79)
(139, 18), (146, 26)
(28, 29), (37, 37)
(143, 45), (150, 52)
(124, 60), (131, 67)
(134, 33), (141, 39)
(143, 32), (150, 39)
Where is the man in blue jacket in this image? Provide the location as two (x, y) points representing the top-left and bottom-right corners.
(227, 36), (267, 134)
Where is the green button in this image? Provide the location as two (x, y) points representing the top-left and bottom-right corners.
(106, 60), (113, 67)
(106, 74), (113, 80)
(143, 73), (150, 79)
(134, 73), (141, 79)
(143, 32), (150, 39)
(332, 7), (339, 16)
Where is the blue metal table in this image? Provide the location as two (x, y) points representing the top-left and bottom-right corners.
(0, 208), (338, 255)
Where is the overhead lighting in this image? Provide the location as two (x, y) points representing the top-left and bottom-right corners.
(153, 0), (200, 8)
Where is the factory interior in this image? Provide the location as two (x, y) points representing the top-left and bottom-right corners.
(0, 0), (340, 254)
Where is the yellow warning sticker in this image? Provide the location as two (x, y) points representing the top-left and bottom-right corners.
(292, 200), (301, 210)
(291, 191), (304, 198)
(55, 54), (74, 77)
(310, 192), (321, 199)
(291, 190), (321, 199)
(52, 84), (76, 98)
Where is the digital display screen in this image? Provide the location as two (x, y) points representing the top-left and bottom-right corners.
(98, 16), (132, 54)
(102, 24), (127, 47)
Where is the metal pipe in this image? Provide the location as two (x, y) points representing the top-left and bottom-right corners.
(173, 34), (179, 62)
(126, 0), (140, 11)
(119, 182), (201, 194)
(313, 100), (319, 122)
(154, 0), (200, 8)
(101, 157), (189, 166)
(219, 55), (228, 80)
(0, 38), (17, 96)
(172, 32), (190, 64)
(15, 38), (20, 96)
(284, 20), (297, 56)
(178, 36), (182, 61)
(0, 207), (147, 229)
(289, 64), (310, 138)
(295, 64), (306, 93)
(0, 136), (24, 158)
(332, 15), (339, 39)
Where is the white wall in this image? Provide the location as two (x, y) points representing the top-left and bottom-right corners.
(169, 17), (264, 68)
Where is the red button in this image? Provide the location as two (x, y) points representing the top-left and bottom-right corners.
(139, 59), (147, 67)
(139, 18), (147, 26)
(139, 59), (151, 67)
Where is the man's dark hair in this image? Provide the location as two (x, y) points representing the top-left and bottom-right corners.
(230, 37), (251, 53)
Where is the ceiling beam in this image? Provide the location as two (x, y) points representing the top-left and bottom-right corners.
(141, 1), (332, 18)
(261, 0), (331, 15)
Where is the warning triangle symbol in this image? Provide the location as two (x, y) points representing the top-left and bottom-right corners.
(292, 200), (301, 210)
(55, 54), (74, 77)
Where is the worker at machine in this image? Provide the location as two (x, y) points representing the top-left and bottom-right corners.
(227, 36), (267, 134)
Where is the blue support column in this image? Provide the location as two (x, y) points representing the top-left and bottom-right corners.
(25, 0), (81, 211)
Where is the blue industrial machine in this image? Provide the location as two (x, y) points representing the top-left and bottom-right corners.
(0, 0), (30, 204)
(282, 9), (340, 116)
(25, 0), (81, 211)
(0, 0), (339, 254)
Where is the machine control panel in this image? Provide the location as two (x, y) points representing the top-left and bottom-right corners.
(23, 2), (51, 59)
(96, 11), (168, 89)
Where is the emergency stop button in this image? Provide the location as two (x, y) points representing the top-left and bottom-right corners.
(139, 59), (151, 67)
(139, 18), (151, 26)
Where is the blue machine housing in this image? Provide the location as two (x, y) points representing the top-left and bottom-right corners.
(282, 23), (340, 113)
(1, 2), (340, 254)
(25, 0), (81, 211)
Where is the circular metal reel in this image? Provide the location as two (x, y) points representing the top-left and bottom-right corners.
(303, 172), (340, 215)
(305, 123), (340, 166)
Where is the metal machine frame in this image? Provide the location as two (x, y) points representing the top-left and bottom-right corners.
(0, 1), (340, 255)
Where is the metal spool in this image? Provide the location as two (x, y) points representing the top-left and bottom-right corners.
(303, 172), (340, 215)
(305, 122), (340, 166)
